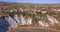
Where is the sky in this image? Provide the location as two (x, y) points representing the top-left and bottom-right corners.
(0, 0), (60, 4)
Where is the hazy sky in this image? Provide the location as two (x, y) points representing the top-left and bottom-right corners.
(0, 0), (60, 4)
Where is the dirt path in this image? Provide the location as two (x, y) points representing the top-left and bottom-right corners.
(13, 26), (60, 32)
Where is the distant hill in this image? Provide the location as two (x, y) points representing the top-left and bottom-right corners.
(0, 2), (60, 8)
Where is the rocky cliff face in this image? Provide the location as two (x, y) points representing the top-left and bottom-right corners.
(0, 13), (60, 32)
(0, 14), (60, 27)
(0, 14), (33, 31)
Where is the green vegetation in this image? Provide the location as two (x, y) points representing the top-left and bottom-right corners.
(0, 6), (60, 30)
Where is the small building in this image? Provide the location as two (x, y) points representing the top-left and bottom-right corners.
(10, 10), (14, 13)
(41, 11), (47, 14)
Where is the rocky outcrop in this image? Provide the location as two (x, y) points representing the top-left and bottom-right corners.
(47, 15), (60, 25)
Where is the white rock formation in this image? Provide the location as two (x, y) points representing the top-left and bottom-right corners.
(47, 15), (60, 25)
(38, 21), (49, 27)
(26, 17), (32, 25)
(14, 14), (20, 24)
(5, 16), (18, 29)
(20, 15), (27, 25)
